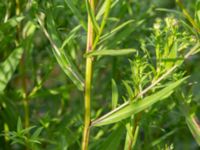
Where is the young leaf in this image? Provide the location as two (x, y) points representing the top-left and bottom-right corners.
(31, 127), (43, 139)
(86, 49), (136, 57)
(112, 79), (118, 109)
(0, 47), (24, 91)
(17, 118), (23, 133)
(91, 77), (187, 126)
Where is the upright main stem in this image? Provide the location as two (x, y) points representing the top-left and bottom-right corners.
(16, 0), (29, 130)
(82, 0), (94, 150)
(16, 0), (30, 149)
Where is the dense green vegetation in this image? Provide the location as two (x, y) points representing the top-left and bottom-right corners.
(0, 0), (200, 149)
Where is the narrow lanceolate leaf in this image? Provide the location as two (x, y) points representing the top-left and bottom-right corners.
(61, 25), (81, 50)
(93, 0), (112, 49)
(91, 77), (187, 126)
(112, 79), (118, 109)
(37, 14), (84, 91)
(96, 0), (118, 20)
(176, 0), (200, 32)
(186, 113), (200, 145)
(17, 117), (23, 132)
(0, 47), (23, 91)
(123, 81), (134, 98)
(85, 0), (100, 33)
(64, 0), (87, 30)
(99, 20), (135, 43)
(86, 49), (136, 57)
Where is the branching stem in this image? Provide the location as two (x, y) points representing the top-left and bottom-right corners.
(82, 0), (95, 150)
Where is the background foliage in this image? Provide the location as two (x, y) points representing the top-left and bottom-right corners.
(0, 0), (200, 149)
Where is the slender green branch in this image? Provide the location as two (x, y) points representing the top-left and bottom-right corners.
(16, 1), (30, 149)
(176, 0), (200, 32)
(93, 0), (112, 50)
(82, 0), (95, 149)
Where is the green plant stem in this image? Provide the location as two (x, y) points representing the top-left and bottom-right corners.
(21, 57), (29, 129)
(16, 0), (20, 16)
(126, 85), (143, 150)
(82, 0), (95, 150)
(16, 1), (30, 149)
(127, 114), (141, 150)
(16, 0), (29, 130)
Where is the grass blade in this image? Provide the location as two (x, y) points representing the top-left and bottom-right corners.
(91, 77), (187, 126)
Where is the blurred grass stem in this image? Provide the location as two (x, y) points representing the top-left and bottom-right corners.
(82, 0), (95, 150)
(16, 0), (30, 149)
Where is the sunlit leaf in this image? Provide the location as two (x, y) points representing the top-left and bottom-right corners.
(0, 47), (23, 91)
(91, 77), (187, 126)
